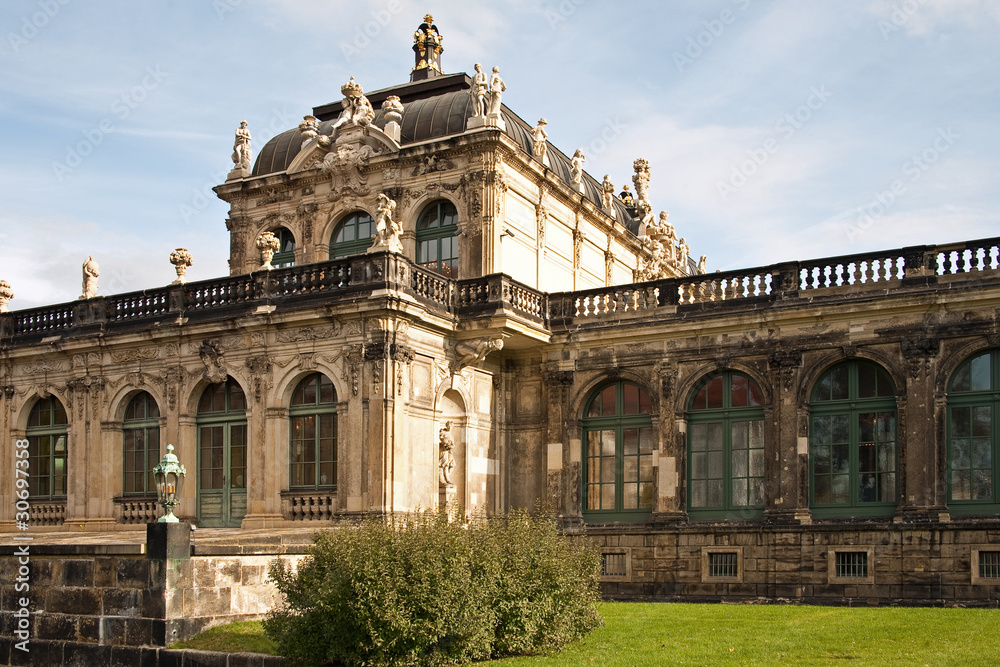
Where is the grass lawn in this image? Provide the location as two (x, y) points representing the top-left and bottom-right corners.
(173, 602), (1000, 665)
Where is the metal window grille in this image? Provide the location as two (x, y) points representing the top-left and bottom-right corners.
(602, 552), (627, 577)
(835, 551), (868, 578)
(979, 551), (1000, 579)
(708, 552), (739, 578)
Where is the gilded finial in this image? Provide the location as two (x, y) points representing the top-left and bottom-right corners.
(424, 13), (434, 23)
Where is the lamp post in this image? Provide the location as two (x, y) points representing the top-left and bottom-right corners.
(152, 444), (186, 523)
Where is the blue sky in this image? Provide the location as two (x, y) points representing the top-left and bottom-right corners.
(1, 0), (998, 309)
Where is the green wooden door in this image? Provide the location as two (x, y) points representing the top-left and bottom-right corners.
(197, 422), (247, 527)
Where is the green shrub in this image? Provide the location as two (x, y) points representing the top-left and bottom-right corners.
(264, 509), (602, 666)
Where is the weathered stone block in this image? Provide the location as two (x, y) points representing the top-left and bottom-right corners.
(116, 558), (151, 588)
(62, 559), (95, 587)
(103, 588), (141, 617)
(94, 558), (116, 587)
(124, 618), (153, 646)
(47, 587), (100, 616)
(102, 617), (128, 646)
(79, 616), (101, 642)
(36, 613), (77, 641)
(64, 640), (112, 666)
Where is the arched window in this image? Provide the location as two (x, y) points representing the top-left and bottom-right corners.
(289, 373), (338, 489)
(267, 227), (295, 268)
(123, 392), (160, 496)
(810, 360), (897, 517)
(197, 378), (247, 527)
(329, 211), (374, 259)
(26, 396), (68, 499)
(416, 200), (458, 278)
(687, 371), (765, 520)
(582, 381), (654, 521)
(947, 349), (1000, 513)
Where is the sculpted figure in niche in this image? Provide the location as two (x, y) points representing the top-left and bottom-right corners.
(470, 63), (489, 117)
(232, 120), (251, 169)
(439, 420), (455, 486)
(487, 66), (505, 116)
(570, 149), (586, 186)
(531, 118), (548, 162)
(601, 175), (615, 209)
(80, 255), (99, 299)
(330, 77), (375, 132)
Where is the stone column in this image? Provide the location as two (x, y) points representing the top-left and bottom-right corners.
(899, 337), (945, 519)
(766, 350), (811, 524)
(652, 363), (685, 522)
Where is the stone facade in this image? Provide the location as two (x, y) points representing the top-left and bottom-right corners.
(2, 18), (1000, 608)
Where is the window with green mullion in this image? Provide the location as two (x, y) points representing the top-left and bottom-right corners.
(582, 381), (654, 521)
(948, 349), (1000, 514)
(809, 360), (897, 518)
(687, 371), (765, 520)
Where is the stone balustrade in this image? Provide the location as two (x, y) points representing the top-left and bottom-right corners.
(2, 237), (998, 343)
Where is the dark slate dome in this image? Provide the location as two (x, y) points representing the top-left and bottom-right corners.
(250, 72), (638, 234)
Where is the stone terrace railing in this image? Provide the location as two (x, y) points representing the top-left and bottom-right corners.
(2, 238), (998, 341)
(549, 236), (1000, 322)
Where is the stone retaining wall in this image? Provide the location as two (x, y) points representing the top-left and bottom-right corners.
(590, 521), (1000, 605)
(0, 542), (306, 655)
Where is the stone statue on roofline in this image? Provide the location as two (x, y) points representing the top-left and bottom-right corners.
(601, 175), (615, 210)
(330, 77), (375, 134)
(470, 63), (488, 118)
(488, 66), (506, 117)
(632, 157), (651, 207)
(531, 118), (548, 163)
(570, 149), (586, 192)
(232, 120), (251, 170)
(80, 256), (99, 299)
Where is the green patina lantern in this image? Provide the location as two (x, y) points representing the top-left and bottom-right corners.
(152, 444), (186, 523)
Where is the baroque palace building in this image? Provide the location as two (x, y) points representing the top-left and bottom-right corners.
(2, 16), (1000, 604)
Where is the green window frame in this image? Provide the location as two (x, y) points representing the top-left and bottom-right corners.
(26, 396), (68, 499)
(582, 381), (655, 522)
(809, 360), (897, 518)
(329, 211), (374, 259)
(416, 200), (459, 278)
(947, 349), (1000, 514)
(197, 378), (248, 493)
(122, 392), (160, 496)
(289, 373), (338, 489)
(687, 371), (766, 520)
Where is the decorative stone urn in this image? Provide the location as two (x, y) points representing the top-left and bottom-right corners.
(169, 248), (193, 285)
(0, 279), (12, 313)
(256, 231), (280, 270)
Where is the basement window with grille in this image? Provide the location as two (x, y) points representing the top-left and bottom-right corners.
(601, 552), (629, 578)
(972, 549), (1000, 585)
(701, 547), (743, 583)
(828, 548), (874, 583)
